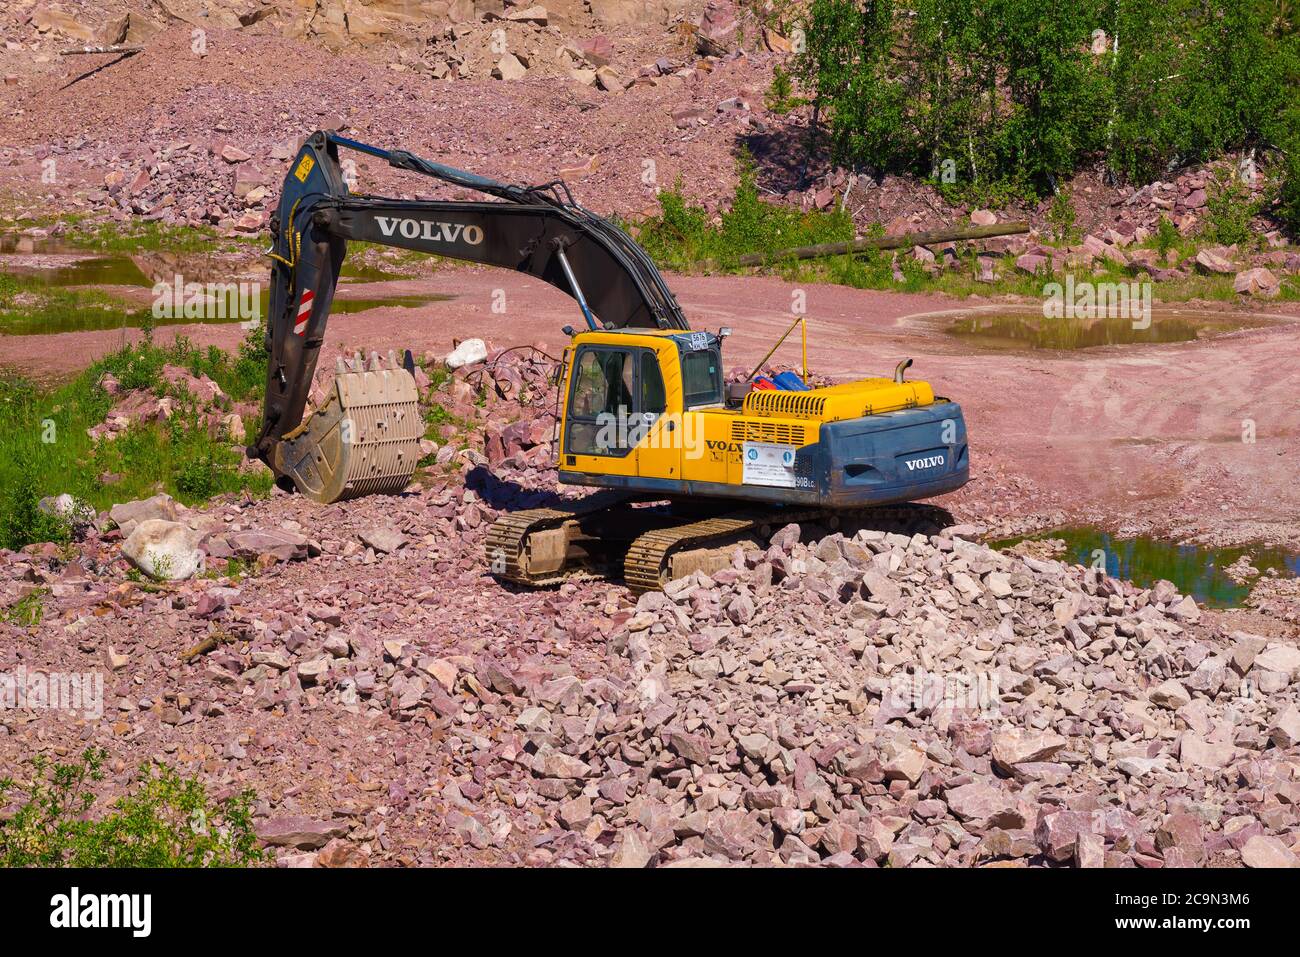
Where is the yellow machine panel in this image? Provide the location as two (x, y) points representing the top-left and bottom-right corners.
(558, 331), (683, 480)
(684, 410), (819, 485)
(742, 379), (933, 421)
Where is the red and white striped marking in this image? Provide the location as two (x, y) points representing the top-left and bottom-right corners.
(294, 290), (314, 335)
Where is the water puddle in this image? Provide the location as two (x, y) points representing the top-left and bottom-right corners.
(991, 526), (1300, 607)
(1, 233), (449, 334)
(2, 255), (153, 286)
(944, 306), (1275, 350)
(340, 262), (416, 282)
(0, 233), (80, 255)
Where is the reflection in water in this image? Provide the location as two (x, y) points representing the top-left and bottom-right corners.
(947, 309), (1268, 350)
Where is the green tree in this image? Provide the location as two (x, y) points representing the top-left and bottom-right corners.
(794, 0), (1300, 203)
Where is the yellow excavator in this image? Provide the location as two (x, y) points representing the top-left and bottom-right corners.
(251, 132), (969, 590)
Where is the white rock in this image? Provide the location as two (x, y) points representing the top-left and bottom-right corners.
(491, 53), (527, 81)
(1241, 835), (1298, 868)
(1179, 734), (1238, 770)
(122, 519), (204, 581)
(1149, 679), (1191, 710)
(992, 728), (1067, 771)
(110, 493), (179, 538)
(445, 338), (488, 369)
(1268, 705), (1300, 748)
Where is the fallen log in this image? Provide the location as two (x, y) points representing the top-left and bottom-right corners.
(724, 221), (1032, 269)
(59, 46), (144, 56)
(180, 629), (239, 663)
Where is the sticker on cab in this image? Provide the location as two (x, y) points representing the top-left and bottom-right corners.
(293, 154), (315, 183)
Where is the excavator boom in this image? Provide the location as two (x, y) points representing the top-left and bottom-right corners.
(251, 130), (687, 497)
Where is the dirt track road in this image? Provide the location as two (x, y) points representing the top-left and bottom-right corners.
(4, 269), (1298, 542)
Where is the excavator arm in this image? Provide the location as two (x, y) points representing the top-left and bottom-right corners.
(251, 130), (687, 500)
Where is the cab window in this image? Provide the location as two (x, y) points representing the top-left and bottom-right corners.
(681, 347), (721, 408)
(566, 347), (638, 457)
(640, 351), (666, 415)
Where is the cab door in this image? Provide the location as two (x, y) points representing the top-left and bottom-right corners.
(563, 345), (638, 476)
(634, 347), (681, 483)
(561, 343), (681, 483)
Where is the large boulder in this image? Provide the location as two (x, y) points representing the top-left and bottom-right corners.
(1254, 644), (1300, 681)
(31, 4), (97, 42)
(122, 520), (205, 581)
(491, 54), (528, 81)
(1195, 248), (1235, 274)
(223, 529), (310, 563)
(589, 0), (690, 28)
(1233, 267), (1279, 298)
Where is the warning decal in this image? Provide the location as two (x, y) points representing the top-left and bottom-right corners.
(741, 441), (796, 488)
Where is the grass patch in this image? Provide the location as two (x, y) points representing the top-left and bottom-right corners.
(0, 325), (272, 550)
(342, 240), (442, 275)
(0, 748), (264, 867)
(202, 556), (257, 581)
(631, 157), (854, 272)
(628, 172), (1289, 304)
(2, 588), (48, 627)
(52, 215), (228, 255)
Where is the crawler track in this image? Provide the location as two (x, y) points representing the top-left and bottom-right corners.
(488, 498), (953, 592)
(483, 490), (636, 587)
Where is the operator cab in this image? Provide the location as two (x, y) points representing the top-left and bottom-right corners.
(561, 328), (728, 459)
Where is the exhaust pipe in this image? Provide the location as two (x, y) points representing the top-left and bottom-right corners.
(894, 358), (913, 383)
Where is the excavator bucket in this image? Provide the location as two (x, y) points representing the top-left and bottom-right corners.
(270, 351), (422, 504)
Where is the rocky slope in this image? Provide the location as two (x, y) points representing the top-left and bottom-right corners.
(3, 1), (1293, 248)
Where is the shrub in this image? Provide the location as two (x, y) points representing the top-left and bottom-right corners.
(0, 469), (70, 552)
(796, 0), (1300, 197)
(765, 65), (803, 115)
(1046, 191), (1078, 244)
(1153, 215), (1181, 257)
(0, 749), (264, 868)
(1203, 174), (1261, 246)
(2, 588), (48, 627)
(634, 158), (853, 270)
(1277, 145), (1300, 233)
